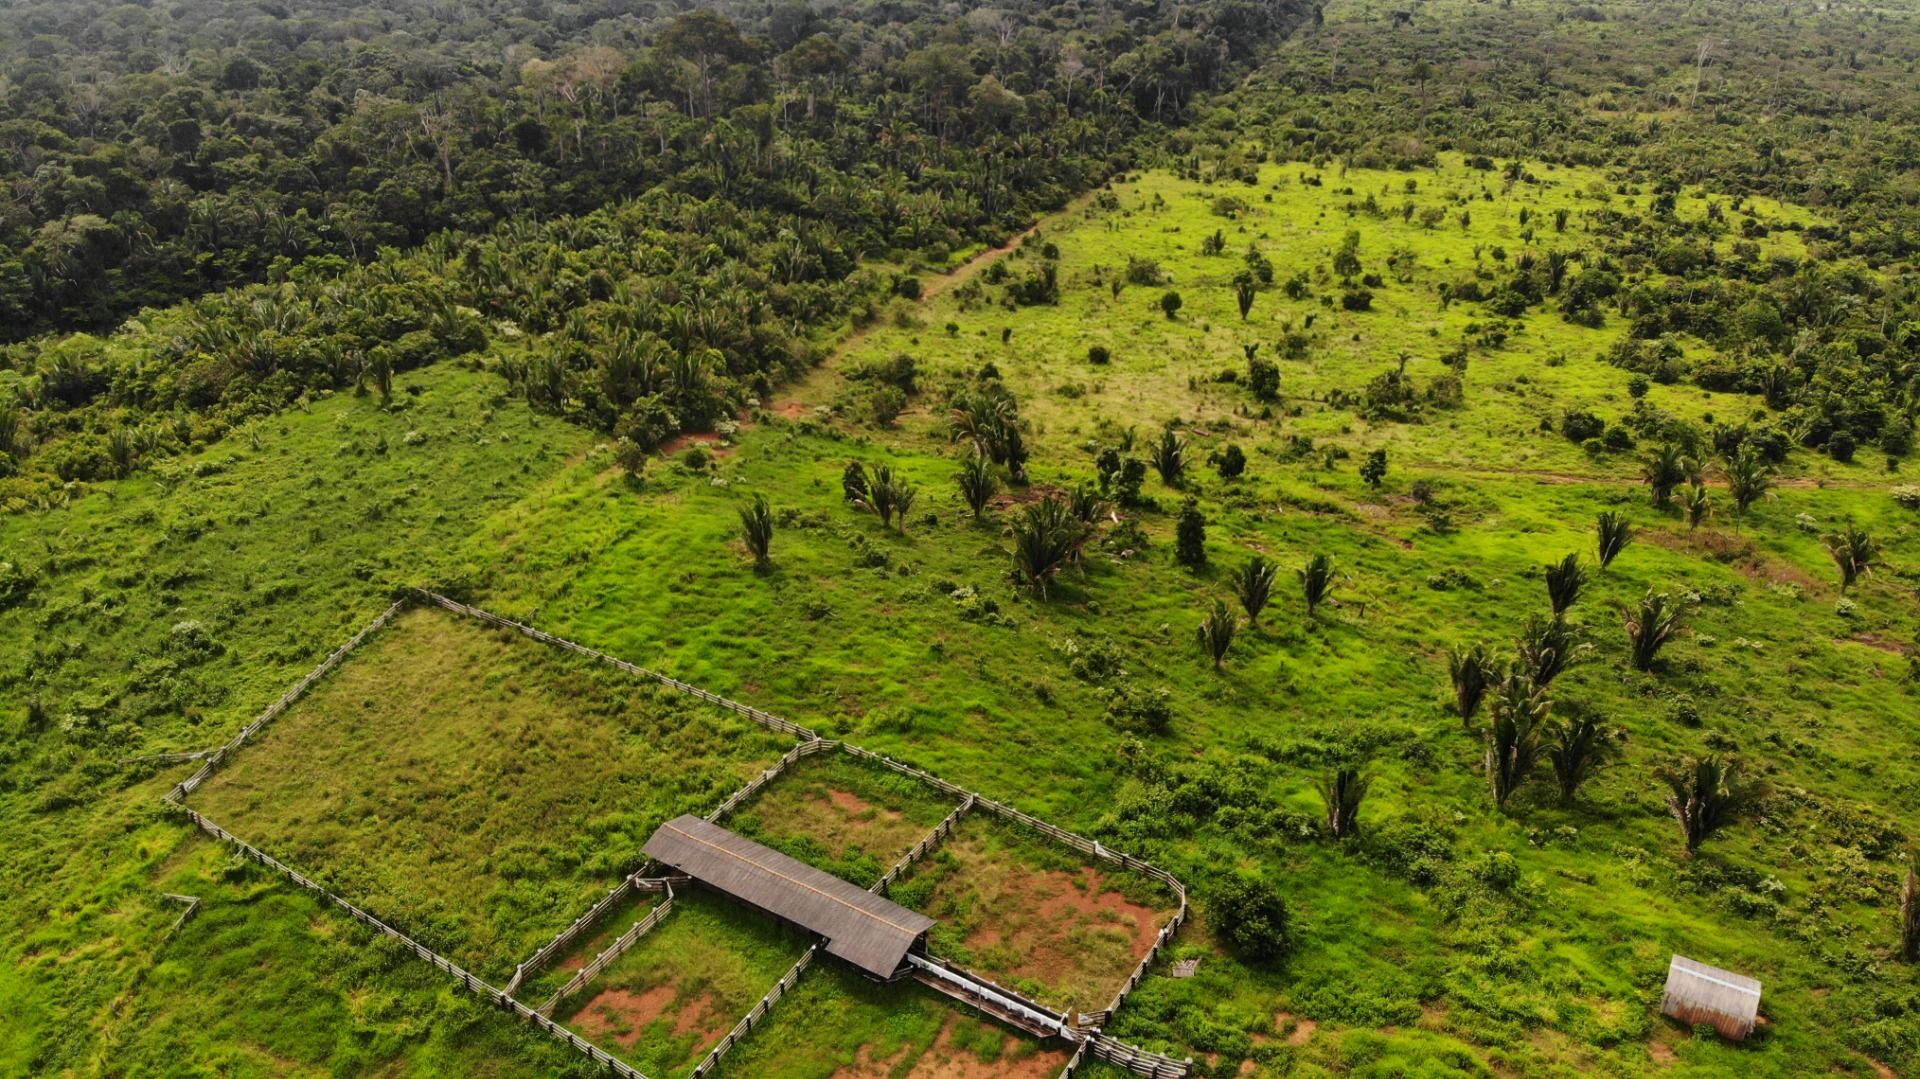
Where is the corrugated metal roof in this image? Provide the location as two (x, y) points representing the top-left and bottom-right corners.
(1661, 955), (1762, 1040)
(642, 815), (935, 978)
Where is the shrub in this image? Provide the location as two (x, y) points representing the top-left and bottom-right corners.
(1088, 345), (1111, 365)
(1211, 874), (1293, 963)
(1175, 498), (1207, 568)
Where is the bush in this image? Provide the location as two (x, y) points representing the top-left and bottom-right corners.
(1211, 874), (1293, 963)
(1088, 345), (1111, 365)
(1340, 287), (1374, 311)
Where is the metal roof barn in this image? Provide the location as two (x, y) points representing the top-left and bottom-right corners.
(643, 814), (935, 979)
(1660, 955), (1762, 1040)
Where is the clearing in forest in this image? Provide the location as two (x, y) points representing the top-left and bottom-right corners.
(555, 888), (811, 1076)
(889, 814), (1180, 1013)
(187, 605), (796, 978)
(723, 752), (962, 886)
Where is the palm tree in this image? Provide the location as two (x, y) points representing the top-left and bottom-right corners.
(738, 495), (774, 571)
(1448, 643), (1495, 726)
(1661, 755), (1766, 854)
(1233, 557), (1278, 625)
(1595, 511), (1633, 569)
(1233, 271), (1258, 321)
(1623, 591), (1684, 671)
(1196, 599), (1239, 669)
(1011, 495), (1086, 599)
(1316, 767), (1370, 839)
(1546, 713), (1614, 805)
(1683, 482), (1711, 530)
(1299, 554), (1334, 616)
(1901, 855), (1920, 962)
(1823, 524), (1879, 591)
(1485, 671), (1549, 809)
(1516, 613), (1583, 687)
(1642, 445), (1688, 508)
(1150, 424), (1187, 487)
(1067, 484), (1106, 525)
(1724, 447), (1773, 527)
(1544, 553), (1588, 615)
(957, 452), (997, 519)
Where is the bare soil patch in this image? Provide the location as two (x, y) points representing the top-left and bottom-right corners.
(572, 985), (677, 1049)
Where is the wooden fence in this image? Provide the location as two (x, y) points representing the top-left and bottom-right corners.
(687, 944), (818, 1078)
(415, 590), (818, 740)
(539, 887), (677, 1016)
(1084, 1034), (1190, 1079)
(707, 738), (834, 821)
(505, 869), (682, 996)
(169, 600), (406, 803)
(873, 795), (973, 895)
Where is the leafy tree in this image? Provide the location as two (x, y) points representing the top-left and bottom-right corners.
(1316, 767), (1370, 839)
(738, 495), (774, 570)
(1234, 557), (1278, 625)
(1642, 444), (1689, 508)
(1623, 590), (1684, 671)
(1211, 874), (1293, 963)
(1247, 356), (1280, 403)
(1196, 599), (1238, 669)
(1160, 290), (1184, 319)
(1485, 671), (1549, 809)
(1211, 443), (1248, 480)
(1544, 553), (1588, 615)
(1010, 495), (1086, 599)
(957, 452), (997, 519)
(1661, 755), (1766, 854)
(842, 461), (870, 504)
(1360, 448), (1388, 488)
(1175, 497), (1208, 568)
(1595, 510), (1633, 569)
(1823, 524), (1879, 591)
(1724, 447), (1774, 526)
(1448, 643), (1496, 725)
(1546, 713), (1615, 805)
(1299, 553), (1334, 616)
(1151, 426), (1188, 487)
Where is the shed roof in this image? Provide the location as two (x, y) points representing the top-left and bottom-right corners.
(1660, 955), (1762, 1040)
(643, 814), (935, 978)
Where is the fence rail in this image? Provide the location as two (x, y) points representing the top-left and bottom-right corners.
(416, 590), (818, 741)
(873, 795), (973, 895)
(539, 888), (677, 1016)
(688, 944), (818, 1078)
(506, 865), (680, 994)
(707, 738), (834, 821)
(169, 600), (406, 802)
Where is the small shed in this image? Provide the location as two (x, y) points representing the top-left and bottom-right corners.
(643, 815), (935, 979)
(1661, 954), (1762, 1040)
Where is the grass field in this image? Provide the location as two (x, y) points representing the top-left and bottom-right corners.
(189, 606), (796, 978)
(438, 157), (1919, 1075)
(554, 888), (811, 1076)
(5, 151), (1918, 1077)
(725, 751), (961, 887)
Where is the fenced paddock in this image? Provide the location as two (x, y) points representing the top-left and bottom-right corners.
(159, 592), (1190, 1079)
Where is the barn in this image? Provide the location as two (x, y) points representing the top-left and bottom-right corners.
(642, 814), (936, 980)
(1660, 954), (1762, 1040)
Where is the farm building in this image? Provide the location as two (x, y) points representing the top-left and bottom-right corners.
(1660, 955), (1762, 1040)
(643, 814), (935, 980)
